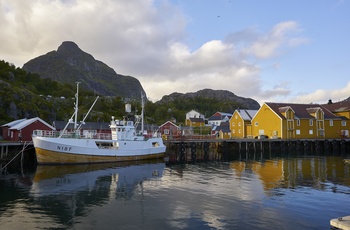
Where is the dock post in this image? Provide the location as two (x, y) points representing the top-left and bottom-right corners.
(0, 145), (8, 159)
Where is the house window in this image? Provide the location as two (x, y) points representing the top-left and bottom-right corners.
(232, 122), (235, 127)
(238, 129), (241, 134)
(232, 130), (235, 134)
(296, 119), (300, 126)
(238, 122), (241, 127)
(255, 122), (258, 126)
(309, 119), (313, 126)
(342, 120), (347, 126)
(235, 115), (238, 119)
(164, 129), (169, 135)
(329, 120), (333, 126)
(309, 130), (313, 135)
(296, 130), (300, 135)
(341, 130), (349, 137)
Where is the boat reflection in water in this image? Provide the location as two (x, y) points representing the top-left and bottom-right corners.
(30, 159), (165, 201)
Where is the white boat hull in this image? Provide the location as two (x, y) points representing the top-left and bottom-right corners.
(32, 136), (166, 164)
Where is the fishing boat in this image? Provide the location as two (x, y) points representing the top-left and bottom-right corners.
(32, 82), (166, 164)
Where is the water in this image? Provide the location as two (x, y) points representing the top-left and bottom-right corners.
(1, 154), (349, 230)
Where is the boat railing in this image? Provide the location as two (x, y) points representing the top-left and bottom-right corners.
(33, 130), (112, 140)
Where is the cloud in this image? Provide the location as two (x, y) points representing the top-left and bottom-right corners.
(246, 21), (309, 59)
(0, 0), (321, 104)
(291, 81), (350, 104)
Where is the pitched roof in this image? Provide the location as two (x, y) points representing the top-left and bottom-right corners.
(213, 121), (231, 132)
(189, 118), (205, 122)
(322, 100), (350, 112)
(238, 109), (258, 121)
(213, 112), (232, 117)
(265, 102), (341, 120)
(2, 118), (26, 127)
(53, 121), (110, 130)
(208, 114), (232, 121)
(160, 121), (179, 128)
(8, 117), (55, 130)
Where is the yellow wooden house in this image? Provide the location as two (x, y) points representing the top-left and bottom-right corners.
(229, 109), (257, 139)
(185, 117), (205, 127)
(251, 102), (348, 139)
(322, 100), (350, 137)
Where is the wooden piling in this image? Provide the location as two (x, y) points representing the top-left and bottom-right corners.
(164, 139), (350, 164)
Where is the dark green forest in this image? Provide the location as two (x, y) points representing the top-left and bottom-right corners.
(0, 60), (246, 126)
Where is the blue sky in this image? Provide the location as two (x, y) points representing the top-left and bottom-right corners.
(1, 0), (349, 105)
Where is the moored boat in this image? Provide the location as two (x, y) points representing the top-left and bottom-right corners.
(32, 83), (166, 164)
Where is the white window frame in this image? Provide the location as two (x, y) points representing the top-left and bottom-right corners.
(342, 120), (347, 126)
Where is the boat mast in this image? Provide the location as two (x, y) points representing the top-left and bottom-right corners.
(141, 92), (144, 135)
(74, 82), (80, 130)
(58, 81), (80, 138)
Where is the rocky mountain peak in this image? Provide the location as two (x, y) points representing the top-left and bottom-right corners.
(57, 41), (81, 54)
(158, 89), (260, 110)
(22, 41), (146, 100)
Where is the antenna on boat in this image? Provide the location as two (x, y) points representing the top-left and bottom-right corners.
(74, 82), (81, 130)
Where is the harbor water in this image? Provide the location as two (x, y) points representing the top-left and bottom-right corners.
(1, 151), (350, 229)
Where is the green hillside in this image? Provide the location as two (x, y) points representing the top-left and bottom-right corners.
(0, 60), (260, 126)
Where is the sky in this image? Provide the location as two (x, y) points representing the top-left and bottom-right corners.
(1, 0), (350, 105)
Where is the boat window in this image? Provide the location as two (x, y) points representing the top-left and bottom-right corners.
(95, 142), (114, 149)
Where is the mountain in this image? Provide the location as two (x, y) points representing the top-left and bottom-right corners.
(157, 89), (260, 111)
(22, 41), (145, 100)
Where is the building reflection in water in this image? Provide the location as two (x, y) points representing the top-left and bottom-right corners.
(230, 156), (350, 192)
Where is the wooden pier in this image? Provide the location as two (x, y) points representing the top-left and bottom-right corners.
(164, 138), (350, 164)
(1, 139), (349, 169)
(0, 142), (36, 173)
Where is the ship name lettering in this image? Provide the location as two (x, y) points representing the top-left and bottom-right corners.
(57, 146), (72, 151)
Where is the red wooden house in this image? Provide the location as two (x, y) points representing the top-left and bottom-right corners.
(159, 121), (180, 140)
(1, 117), (55, 142)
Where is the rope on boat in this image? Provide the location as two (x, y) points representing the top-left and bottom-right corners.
(0, 141), (32, 174)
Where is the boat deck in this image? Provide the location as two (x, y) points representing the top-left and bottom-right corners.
(331, 216), (350, 229)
